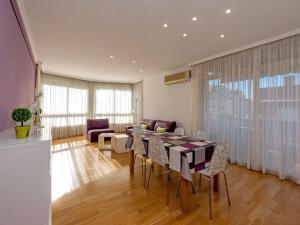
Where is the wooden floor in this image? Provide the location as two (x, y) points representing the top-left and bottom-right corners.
(51, 137), (300, 225)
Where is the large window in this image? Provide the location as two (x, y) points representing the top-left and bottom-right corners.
(197, 34), (300, 184)
(41, 74), (136, 139)
(95, 88), (133, 124)
(42, 85), (88, 127)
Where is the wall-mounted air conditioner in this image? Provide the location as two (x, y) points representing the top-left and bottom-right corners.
(164, 71), (191, 85)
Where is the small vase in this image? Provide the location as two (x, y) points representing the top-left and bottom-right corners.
(15, 125), (31, 139)
(34, 115), (41, 126)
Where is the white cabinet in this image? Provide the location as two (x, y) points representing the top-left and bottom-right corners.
(0, 128), (51, 225)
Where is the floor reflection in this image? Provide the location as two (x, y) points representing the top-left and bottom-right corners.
(102, 149), (112, 159)
(51, 137), (122, 201)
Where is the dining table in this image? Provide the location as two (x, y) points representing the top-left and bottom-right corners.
(128, 130), (220, 213)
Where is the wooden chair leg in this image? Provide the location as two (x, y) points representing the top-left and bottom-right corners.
(222, 172), (231, 206)
(146, 163), (153, 190)
(177, 175), (194, 196)
(191, 178), (195, 194)
(134, 154), (137, 165)
(141, 157), (144, 176)
(143, 158), (147, 188)
(166, 167), (171, 206)
(199, 174), (202, 186)
(208, 177), (212, 220)
(176, 176), (181, 197)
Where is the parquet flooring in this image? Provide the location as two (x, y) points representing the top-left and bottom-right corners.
(51, 137), (300, 225)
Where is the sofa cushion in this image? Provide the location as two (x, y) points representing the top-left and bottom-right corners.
(141, 124), (149, 130)
(87, 119), (109, 131)
(141, 119), (156, 131)
(156, 126), (167, 133)
(87, 128), (115, 142)
(88, 128), (115, 135)
(154, 120), (176, 132)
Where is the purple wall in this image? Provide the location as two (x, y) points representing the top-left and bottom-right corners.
(0, 0), (36, 132)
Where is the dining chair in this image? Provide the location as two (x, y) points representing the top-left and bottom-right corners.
(146, 136), (172, 205)
(132, 125), (148, 188)
(176, 174), (196, 197)
(198, 144), (231, 219)
(174, 127), (185, 136)
(192, 130), (207, 140)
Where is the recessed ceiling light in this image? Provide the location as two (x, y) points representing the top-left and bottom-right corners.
(192, 17), (197, 21)
(132, 60), (136, 64)
(109, 55), (114, 58)
(225, 9), (231, 14)
(220, 34), (225, 38)
(182, 33), (187, 37)
(139, 69), (143, 73)
(163, 24), (168, 28)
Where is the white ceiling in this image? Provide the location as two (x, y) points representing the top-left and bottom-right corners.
(20, 0), (300, 83)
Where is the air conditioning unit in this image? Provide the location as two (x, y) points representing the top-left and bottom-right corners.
(164, 71), (191, 85)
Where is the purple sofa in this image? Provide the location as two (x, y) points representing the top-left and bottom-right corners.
(125, 119), (176, 134)
(86, 119), (115, 142)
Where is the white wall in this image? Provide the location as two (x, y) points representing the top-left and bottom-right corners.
(143, 74), (193, 135)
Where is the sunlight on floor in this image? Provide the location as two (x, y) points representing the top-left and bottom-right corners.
(51, 138), (122, 201)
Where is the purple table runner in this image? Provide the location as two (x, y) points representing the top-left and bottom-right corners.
(136, 131), (215, 181)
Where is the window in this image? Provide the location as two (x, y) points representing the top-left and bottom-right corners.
(95, 88), (133, 124)
(68, 88), (88, 114)
(95, 89), (114, 114)
(43, 85), (67, 115)
(42, 85), (88, 127)
(201, 34), (300, 184)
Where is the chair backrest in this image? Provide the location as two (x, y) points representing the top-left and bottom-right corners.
(192, 130), (207, 140)
(207, 144), (227, 176)
(174, 127), (185, 136)
(132, 126), (145, 156)
(148, 136), (169, 166)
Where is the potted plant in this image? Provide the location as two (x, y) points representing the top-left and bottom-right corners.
(11, 107), (32, 139)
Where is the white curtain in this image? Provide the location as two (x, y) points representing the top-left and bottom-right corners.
(41, 74), (136, 138)
(41, 74), (89, 139)
(192, 35), (300, 184)
(93, 83), (133, 133)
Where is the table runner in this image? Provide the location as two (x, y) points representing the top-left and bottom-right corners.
(129, 130), (215, 181)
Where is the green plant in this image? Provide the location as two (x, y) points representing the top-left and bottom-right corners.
(11, 108), (32, 126)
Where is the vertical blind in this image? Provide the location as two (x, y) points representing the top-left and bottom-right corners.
(192, 34), (300, 184)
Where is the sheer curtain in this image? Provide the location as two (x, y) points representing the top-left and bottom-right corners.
(93, 83), (133, 133)
(192, 35), (300, 184)
(41, 74), (89, 139)
(41, 74), (136, 138)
